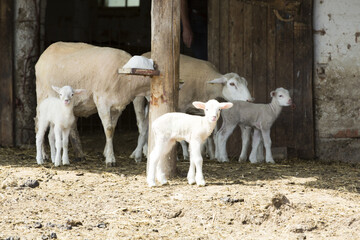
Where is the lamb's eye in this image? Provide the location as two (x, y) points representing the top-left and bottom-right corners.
(279, 95), (283, 97)
(229, 82), (235, 86)
(71, 94), (74, 97)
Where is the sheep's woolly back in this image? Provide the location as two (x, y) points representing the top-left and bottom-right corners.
(35, 42), (151, 117)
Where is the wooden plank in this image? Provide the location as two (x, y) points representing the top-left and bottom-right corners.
(292, 0), (314, 159)
(208, 0), (220, 68)
(219, 0), (229, 73)
(267, 6), (277, 141)
(118, 68), (160, 76)
(274, 10), (294, 148)
(148, 0), (180, 177)
(0, 0), (14, 146)
(252, 5), (267, 103)
(229, 0), (244, 74)
(243, 3), (253, 93)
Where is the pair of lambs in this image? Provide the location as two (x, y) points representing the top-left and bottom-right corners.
(36, 86), (85, 167)
(148, 87), (292, 187)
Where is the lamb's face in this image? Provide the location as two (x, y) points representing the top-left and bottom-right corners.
(58, 86), (75, 106)
(222, 73), (254, 102)
(204, 100), (222, 123)
(193, 100), (233, 123)
(274, 88), (292, 106)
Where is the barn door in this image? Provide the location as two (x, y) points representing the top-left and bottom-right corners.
(208, 0), (314, 159)
(0, 0), (14, 146)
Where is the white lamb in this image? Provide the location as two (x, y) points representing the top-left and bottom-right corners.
(36, 86), (85, 167)
(147, 99), (233, 187)
(216, 88), (293, 164)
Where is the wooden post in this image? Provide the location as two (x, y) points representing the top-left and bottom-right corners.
(0, 0), (14, 146)
(148, 0), (180, 177)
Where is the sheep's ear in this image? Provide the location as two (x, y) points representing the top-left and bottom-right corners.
(207, 76), (226, 84)
(51, 86), (61, 94)
(74, 89), (86, 94)
(270, 91), (276, 98)
(192, 101), (206, 110)
(219, 102), (233, 109)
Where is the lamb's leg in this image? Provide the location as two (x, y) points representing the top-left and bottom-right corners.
(180, 141), (189, 160)
(62, 128), (71, 165)
(130, 96), (148, 162)
(189, 140), (205, 186)
(69, 118), (85, 161)
(215, 123), (236, 162)
(261, 129), (275, 164)
(48, 125), (56, 163)
(97, 102), (121, 167)
(249, 129), (261, 164)
(36, 123), (47, 165)
(239, 125), (251, 162)
(54, 125), (62, 167)
(156, 140), (176, 185)
(147, 137), (173, 187)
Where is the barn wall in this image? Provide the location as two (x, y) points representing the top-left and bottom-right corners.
(314, 0), (360, 162)
(13, 0), (40, 146)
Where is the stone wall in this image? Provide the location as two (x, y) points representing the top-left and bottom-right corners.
(314, 0), (360, 162)
(14, 0), (40, 145)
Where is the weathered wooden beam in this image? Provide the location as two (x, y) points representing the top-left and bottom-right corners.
(0, 0), (14, 146)
(147, 0), (180, 178)
(118, 68), (160, 76)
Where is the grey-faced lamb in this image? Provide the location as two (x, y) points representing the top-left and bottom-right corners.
(215, 88), (293, 164)
(147, 99), (233, 187)
(36, 85), (85, 167)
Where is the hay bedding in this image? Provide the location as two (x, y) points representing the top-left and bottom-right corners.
(0, 131), (360, 239)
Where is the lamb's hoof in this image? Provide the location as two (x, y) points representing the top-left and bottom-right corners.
(106, 162), (116, 167)
(266, 158), (275, 164)
(134, 157), (142, 163)
(196, 180), (206, 187)
(129, 151), (135, 159)
(63, 161), (70, 166)
(188, 178), (196, 185)
(36, 159), (44, 165)
(217, 158), (229, 163)
(183, 155), (189, 161)
(238, 157), (247, 163)
(147, 180), (156, 187)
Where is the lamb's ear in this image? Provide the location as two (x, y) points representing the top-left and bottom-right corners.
(192, 101), (206, 110)
(219, 102), (233, 109)
(74, 89), (86, 94)
(270, 91), (276, 98)
(207, 76), (227, 84)
(51, 86), (60, 94)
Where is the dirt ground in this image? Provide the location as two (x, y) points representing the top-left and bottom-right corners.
(1, 131), (360, 240)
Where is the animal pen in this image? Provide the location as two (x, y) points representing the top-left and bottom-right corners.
(0, 0), (313, 162)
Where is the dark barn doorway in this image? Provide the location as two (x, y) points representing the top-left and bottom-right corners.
(43, 0), (152, 134)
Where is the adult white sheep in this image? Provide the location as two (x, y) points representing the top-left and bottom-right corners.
(215, 88), (293, 164)
(147, 99), (233, 187)
(35, 42), (151, 166)
(131, 53), (253, 162)
(36, 85), (85, 167)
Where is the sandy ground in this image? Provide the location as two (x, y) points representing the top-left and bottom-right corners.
(1, 131), (360, 240)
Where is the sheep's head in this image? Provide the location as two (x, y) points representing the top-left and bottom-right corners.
(207, 73), (254, 102)
(193, 99), (233, 123)
(270, 88), (292, 107)
(52, 85), (86, 106)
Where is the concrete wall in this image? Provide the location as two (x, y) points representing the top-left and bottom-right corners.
(314, 0), (360, 162)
